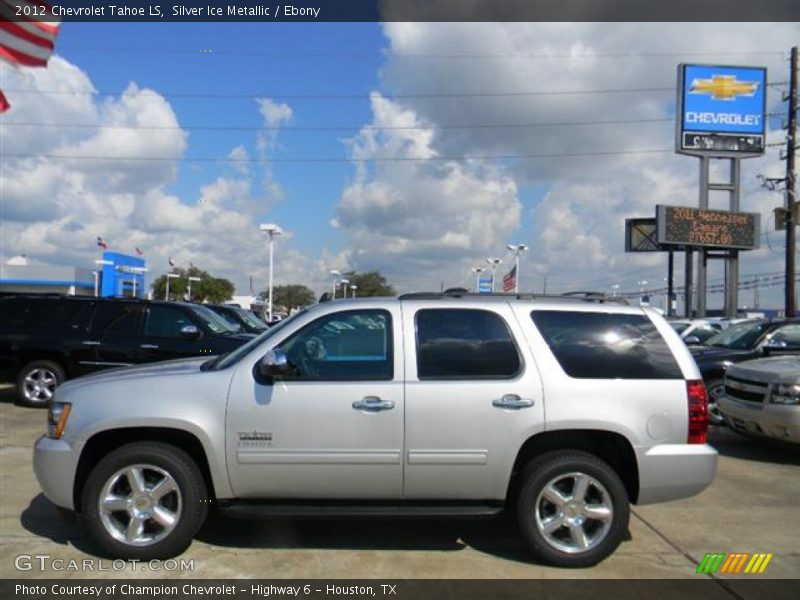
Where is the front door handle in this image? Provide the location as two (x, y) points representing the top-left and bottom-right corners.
(81, 340), (101, 346)
(352, 396), (395, 411)
(493, 394), (534, 410)
(140, 344), (159, 349)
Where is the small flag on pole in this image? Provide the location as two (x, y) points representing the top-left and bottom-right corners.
(135, 247), (143, 256)
(502, 265), (517, 293)
(96, 236), (108, 249)
(168, 257), (176, 267)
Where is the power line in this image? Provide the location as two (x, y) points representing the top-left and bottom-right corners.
(0, 116), (675, 132)
(0, 148), (674, 163)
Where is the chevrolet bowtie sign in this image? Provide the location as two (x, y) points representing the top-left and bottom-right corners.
(677, 64), (767, 156)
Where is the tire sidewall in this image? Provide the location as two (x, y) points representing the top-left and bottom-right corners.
(17, 360), (65, 407)
(706, 379), (725, 426)
(82, 442), (208, 560)
(516, 451), (630, 568)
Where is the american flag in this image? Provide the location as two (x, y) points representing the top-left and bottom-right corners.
(96, 236), (108, 249)
(502, 265), (517, 293)
(0, 1), (61, 112)
(135, 247), (144, 256)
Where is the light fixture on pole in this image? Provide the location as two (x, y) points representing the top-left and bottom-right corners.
(637, 280), (649, 306)
(93, 259), (113, 297)
(506, 243), (528, 293)
(330, 270), (341, 299)
(165, 272), (180, 301)
(340, 278), (350, 299)
(131, 267), (148, 299)
(485, 258), (503, 292)
(471, 267), (485, 293)
(610, 284), (620, 298)
(187, 276), (201, 302)
(350, 284), (358, 298)
(260, 223), (283, 322)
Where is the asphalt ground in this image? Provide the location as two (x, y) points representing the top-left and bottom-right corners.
(0, 382), (798, 583)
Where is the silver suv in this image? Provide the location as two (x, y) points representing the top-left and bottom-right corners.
(34, 293), (717, 567)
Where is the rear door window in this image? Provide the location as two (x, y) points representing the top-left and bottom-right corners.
(415, 309), (521, 379)
(89, 302), (141, 336)
(531, 310), (682, 379)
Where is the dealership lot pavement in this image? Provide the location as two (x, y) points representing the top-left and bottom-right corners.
(0, 383), (797, 582)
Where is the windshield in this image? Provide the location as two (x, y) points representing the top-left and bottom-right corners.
(670, 322), (690, 334)
(188, 304), (241, 334)
(705, 320), (770, 350)
(210, 309), (307, 370)
(232, 307), (268, 331)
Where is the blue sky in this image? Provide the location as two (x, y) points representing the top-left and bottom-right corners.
(2, 22), (798, 309)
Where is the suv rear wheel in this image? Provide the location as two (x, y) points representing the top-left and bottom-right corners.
(17, 360), (64, 407)
(82, 442), (208, 560)
(516, 450), (629, 567)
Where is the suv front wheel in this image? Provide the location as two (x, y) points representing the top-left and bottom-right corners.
(516, 450), (630, 567)
(82, 442), (209, 560)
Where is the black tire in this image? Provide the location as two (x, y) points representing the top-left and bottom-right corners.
(705, 379), (726, 427)
(16, 360), (65, 407)
(516, 450), (630, 568)
(81, 442), (208, 560)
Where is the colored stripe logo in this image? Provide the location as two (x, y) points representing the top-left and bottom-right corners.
(697, 553), (773, 574)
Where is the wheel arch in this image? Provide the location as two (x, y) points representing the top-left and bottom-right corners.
(507, 429), (639, 504)
(73, 427), (216, 513)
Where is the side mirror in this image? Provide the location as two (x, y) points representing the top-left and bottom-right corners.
(763, 338), (788, 356)
(684, 336), (702, 346)
(179, 324), (202, 340)
(256, 348), (290, 382)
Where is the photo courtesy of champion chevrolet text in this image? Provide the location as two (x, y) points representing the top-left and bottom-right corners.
(0, 1), (798, 599)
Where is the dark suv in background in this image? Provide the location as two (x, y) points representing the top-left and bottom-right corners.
(205, 304), (268, 334)
(690, 318), (800, 425)
(0, 295), (255, 406)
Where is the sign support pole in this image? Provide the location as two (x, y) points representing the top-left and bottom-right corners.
(726, 159), (742, 317)
(685, 248), (694, 318)
(667, 249), (675, 317)
(697, 157), (710, 317)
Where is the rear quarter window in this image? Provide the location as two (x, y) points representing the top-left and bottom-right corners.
(531, 310), (683, 379)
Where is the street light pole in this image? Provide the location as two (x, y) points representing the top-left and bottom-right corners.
(187, 276), (201, 302)
(485, 258), (503, 292)
(506, 243), (529, 293)
(350, 284), (357, 298)
(471, 267), (485, 292)
(165, 273), (179, 301)
(260, 223), (283, 322)
(330, 270), (341, 299)
(340, 278), (350, 299)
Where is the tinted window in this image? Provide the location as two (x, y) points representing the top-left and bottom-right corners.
(416, 309), (521, 380)
(0, 298), (89, 330)
(531, 311), (682, 379)
(705, 320), (770, 349)
(690, 325), (721, 343)
(145, 306), (194, 338)
(89, 303), (141, 336)
(770, 324), (800, 347)
(280, 309), (392, 381)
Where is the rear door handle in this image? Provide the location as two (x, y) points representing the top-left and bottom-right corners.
(493, 394), (534, 410)
(352, 396), (395, 411)
(81, 340), (101, 346)
(140, 344), (159, 349)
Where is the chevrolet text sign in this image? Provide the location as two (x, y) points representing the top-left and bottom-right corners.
(677, 64), (767, 156)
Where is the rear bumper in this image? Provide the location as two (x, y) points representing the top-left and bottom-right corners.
(636, 443), (718, 505)
(719, 396), (800, 444)
(33, 435), (79, 510)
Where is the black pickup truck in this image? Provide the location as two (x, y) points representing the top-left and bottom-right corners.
(0, 295), (255, 406)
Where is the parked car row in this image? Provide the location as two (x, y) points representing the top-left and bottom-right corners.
(0, 294), (262, 406)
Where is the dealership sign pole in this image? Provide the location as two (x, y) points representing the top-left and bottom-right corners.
(676, 64), (767, 317)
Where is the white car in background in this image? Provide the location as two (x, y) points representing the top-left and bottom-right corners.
(669, 319), (725, 346)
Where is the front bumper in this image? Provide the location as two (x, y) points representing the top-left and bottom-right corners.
(719, 395), (800, 444)
(635, 443), (718, 505)
(33, 435), (80, 510)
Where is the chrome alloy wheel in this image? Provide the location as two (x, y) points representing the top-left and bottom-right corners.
(98, 464), (182, 546)
(534, 471), (614, 554)
(706, 383), (725, 426)
(23, 368), (58, 404)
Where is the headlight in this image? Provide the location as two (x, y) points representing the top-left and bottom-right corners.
(47, 402), (72, 439)
(770, 384), (800, 405)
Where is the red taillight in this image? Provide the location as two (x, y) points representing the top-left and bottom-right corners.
(687, 379), (709, 444)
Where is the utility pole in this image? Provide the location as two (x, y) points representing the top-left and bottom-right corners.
(785, 46), (798, 317)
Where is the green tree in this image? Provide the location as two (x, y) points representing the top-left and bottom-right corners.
(151, 266), (235, 304)
(343, 271), (396, 297)
(262, 284), (315, 311)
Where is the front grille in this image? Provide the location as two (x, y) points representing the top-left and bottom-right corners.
(724, 375), (768, 404)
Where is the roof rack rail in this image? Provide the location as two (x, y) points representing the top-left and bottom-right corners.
(398, 290), (629, 305)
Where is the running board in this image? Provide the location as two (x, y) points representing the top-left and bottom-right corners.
(218, 501), (504, 519)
